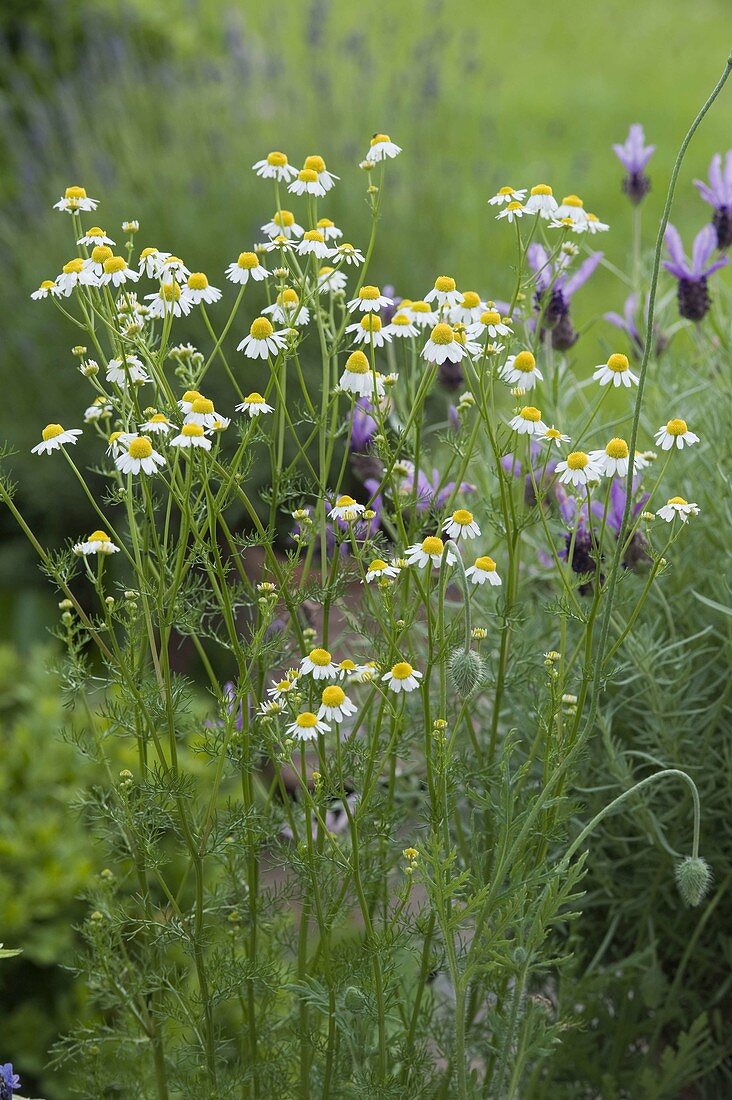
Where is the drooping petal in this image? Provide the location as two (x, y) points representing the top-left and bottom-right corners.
(664, 223), (687, 272)
(691, 223), (717, 276)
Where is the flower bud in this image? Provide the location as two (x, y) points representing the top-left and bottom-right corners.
(449, 648), (485, 695)
(344, 986), (368, 1012)
(675, 856), (712, 907)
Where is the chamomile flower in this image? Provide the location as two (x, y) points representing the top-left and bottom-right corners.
(31, 280), (60, 300)
(77, 227), (115, 247)
(56, 258), (90, 296)
(301, 154), (339, 192)
(656, 496), (700, 523)
(296, 229), (334, 259)
(267, 675), (299, 700)
(73, 530), (119, 556)
(99, 256), (139, 288)
(347, 285), (393, 313)
(488, 185), (527, 206)
(225, 251), (270, 284)
(53, 185), (98, 213)
(252, 150), (298, 182)
(261, 210), (304, 239)
(334, 242), (365, 266)
(364, 559), (401, 582)
(404, 536), (457, 570)
(315, 217), (343, 240)
(106, 431), (137, 458)
(184, 397), (219, 429)
(382, 661), (423, 694)
(236, 392), (274, 417)
(448, 291), (484, 325)
(106, 355), (149, 386)
(410, 300), (439, 328)
(286, 712), (330, 741)
(115, 436), (166, 476)
(288, 168), (327, 197)
(555, 450), (601, 488)
(442, 508), (481, 540)
(464, 555), (502, 586)
(138, 247), (171, 278)
(338, 350), (384, 398)
(366, 133), (402, 161)
(184, 272), (222, 305)
(170, 424), (212, 451)
(31, 424), (82, 455)
(329, 496), (365, 522)
(300, 647), (339, 680)
(509, 406), (548, 436)
(523, 184), (559, 219)
(654, 418), (699, 450)
(318, 685), (358, 723)
(159, 256), (191, 284)
(145, 281), (193, 319)
(496, 201), (525, 223)
(237, 317), (289, 359)
(263, 288), (310, 326)
(121, 220), (139, 234)
(501, 351), (543, 390)
(589, 438), (638, 477)
(178, 390), (204, 415)
(82, 245), (114, 281)
(583, 213), (610, 234)
(210, 415), (230, 433)
(346, 313), (392, 348)
(422, 323), (465, 365)
(389, 311), (419, 338)
(140, 413), (173, 434)
(555, 194), (588, 225)
(84, 397), (112, 422)
(425, 276), (462, 308)
(317, 266), (348, 294)
(469, 308), (513, 339)
(541, 426), (571, 447)
(593, 352), (639, 388)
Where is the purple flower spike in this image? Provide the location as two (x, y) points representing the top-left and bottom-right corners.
(613, 124), (655, 204)
(663, 223), (728, 321)
(527, 244), (602, 349)
(0, 1064), (21, 1098)
(604, 293), (667, 357)
(694, 150), (732, 249)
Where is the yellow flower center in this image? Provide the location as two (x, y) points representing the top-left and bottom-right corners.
(245, 392), (265, 404)
(103, 256), (127, 274)
(266, 151), (288, 166)
(452, 509), (474, 525)
(411, 300), (431, 313)
(182, 423), (205, 438)
(89, 530), (111, 542)
(391, 661), (414, 680)
(321, 685), (346, 707)
(370, 133), (391, 145)
(108, 432), (123, 445)
(667, 496), (688, 506)
(191, 397), (214, 415)
(339, 660), (357, 671)
(587, 213), (599, 222)
(566, 451), (590, 470)
(129, 438), (153, 459)
(607, 353), (629, 373)
(64, 186), (87, 199)
(304, 155), (326, 173)
(250, 317), (274, 339)
(368, 559), (389, 573)
(336, 495), (357, 508)
(188, 272), (209, 290)
(605, 438), (629, 459)
(513, 351), (536, 372)
(392, 313), (411, 326)
(317, 218), (334, 228)
(295, 712), (319, 729)
(360, 314), (382, 331)
(273, 210), (295, 228)
(237, 252), (259, 269)
(562, 194), (584, 208)
(545, 428), (563, 439)
(40, 280), (55, 289)
(162, 282), (181, 301)
(475, 556), (496, 571)
(434, 275), (456, 293)
(430, 322), (454, 345)
(506, 201), (523, 212)
(63, 259), (85, 274)
(460, 291), (481, 309)
(345, 350), (370, 374)
(359, 285), (381, 300)
(149, 414), (169, 424)
(182, 390), (202, 404)
(140, 247), (159, 258)
(666, 418), (688, 436)
(41, 423), (64, 440)
(480, 310), (501, 325)
(530, 184), (553, 196)
(91, 245), (113, 263)
(303, 228), (324, 241)
(308, 648), (332, 667)
(498, 186), (516, 195)
(421, 536), (444, 555)
(519, 406), (542, 422)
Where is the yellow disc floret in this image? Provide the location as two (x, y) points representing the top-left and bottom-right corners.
(666, 418), (688, 436)
(308, 648), (332, 667)
(273, 210), (295, 228)
(480, 309), (501, 325)
(304, 155), (326, 173)
(371, 133), (391, 145)
(519, 406), (542, 422)
(162, 282), (181, 301)
(566, 451), (590, 470)
(182, 390), (202, 404)
(345, 351), (370, 373)
(667, 496), (688, 506)
(91, 245), (113, 264)
(103, 256), (127, 274)
(562, 194), (584, 207)
(359, 285), (381, 300)
(280, 288), (300, 306)
(434, 275), (456, 293)
(182, 424), (205, 438)
(607, 353), (630, 372)
(65, 186), (87, 200)
(460, 291), (481, 309)
(391, 662), (414, 680)
(421, 536), (444, 556)
(452, 509), (474, 525)
(475, 556), (496, 572)
(42, 424), (64, 441)
(530, 184), (553, 196)
(295, 712), (319, 729)
(191, 397), (214, 415)
(513, 351), (536, 372)
(188, 272), (209, 290)
(266, 151), (288, 167)
(89, 530), (112, 543)
(250, 317), (274, 338)
(368, 559), (389, 573)
(245, 392), (265, 404)
(497, 186), (516, 196)
(237, 252), (259, 269)
(360, 314), (382, 331)
(430, 323), (454, 345)
(322, 685), (346, 707)
(129, 438), (153, 459)
(605, 438), (629, 459)
(63, 259), (85, 274)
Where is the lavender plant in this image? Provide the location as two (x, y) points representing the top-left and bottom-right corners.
(2, 59), (730, 1098)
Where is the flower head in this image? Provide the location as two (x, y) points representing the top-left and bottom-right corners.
(115, 435), (166, 475)
(318, 684), (358, 722)
(74, 530), (120, 556)
(404, 536), (457, 570)
(237, 317), (289, 359)
(53, 185), (98, 213)
(442, 508), (480, 540)
(695, 151), (732, 249)
(555, 450), (601, 488)
(654, 418), (699, 451)
(31, 424), (82, 455)
(171, 423), (212, 451)
(465, 555), (502, 586)
(252, 150), (298, 182)
(613, 124), (655, 204)
(366, 133), (402, 162)
(382, 661), (423, 693)
(593, 352), (639, 388)
(656, 496), (700, 523)
(300, 647), (338, 680)
(509, 406), (547, 436)
(664, 224), (728, 321)
(286, 711), (330, 741)
(236, 392), (274, 417)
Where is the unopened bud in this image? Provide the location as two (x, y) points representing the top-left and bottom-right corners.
(675, 856), (712, 907)
(449, 648), (485, 695)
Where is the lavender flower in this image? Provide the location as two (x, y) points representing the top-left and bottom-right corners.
(527, 245), (603, 350)
(349, 398), (378, 452)
(0, 1064), (20, 1099)
(694, 150), (732, 250)
(590, 478), (650, 571)
(663, 223), (728, 322)
(613, 124), (655, 204)
(604, 293), (667, 357)
(389, 462), (474, 513)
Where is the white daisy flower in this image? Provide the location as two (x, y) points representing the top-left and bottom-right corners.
(389, 311), (419, 338)
(210, 415), (230, 433)
(178, 390), (204, 415)
(106, 431), (137, 458)
(263, 289), (310, 327)
(261, 210), (304, 239)
(296, 229), (334, 259)
(184, 397), (219, 429)
(252, 150), (298, 182)
(84, 397), (112, 422)
(334, 243), (365, 266)
(288, 168), (327, 198)
(366, 133), (402, 162)
(424, 276), (462, 308)
(300, 647), (339, 681)
(589, 438), (638, 478)
(99, 256), (140, 288)
(523, 184), (559, 219)
(510, 406), (548, 436)
(81, 245), (115, 282)
(315, 217), (343, 241)
(583, 213), (610, 234)
(267, 675), (299, 700)
(468, 308), (513, 339)
(31, 280), (60, 300)
(31, 424), (82, 455)
(53, 185), (98, 213)
(404, 536), (457, 570)
(286, 711), (330, 742)
(347, 285), (393, 313)
(593, 353), (639, 388)
(442, 508), (481, 541)
(55, 258), (93, 296)
(465, 555), (502, 586)
(159, 257), (191, 285)
(654, 418), (699, 451)
(114, 436), (166, 476)
(449, 291), (486, 325)
(121, 220), (139, 234)
(170, 424), (212, 450)
(138, 247), (171, 279)
(225, 251), (270, 285)
(555, 194), (588, 225)
(488, 185), (527, 206)
(382, 661), (423, 694)
(317, 266), (348, 294)
(73, 530), (119, 556)
(106, 355), (149, 387)
(422, 322), (465, 365)
(338, 350), (384, 398)
(541, 426), (571, 448)
(259, 700), (282, 718)
(501, 351), (543, 390)
(77, 227), (115, 247)
(301, 154), (339, 192)
(329, 495), (365, 522)
(236, 392), (274, 417)
(317, 685), (358, 723)
(346, 314), (392, 348)
(409, 300), (439, 328)
(555, 450), (602, 488)
(656, 497), (700, 523)
(496, 201), (525, 223)
(145, 282), (193, 319)
(140, 413), (173, 434)
(364, 558), (401, 583)
(184, 273), (222, 305)
(237, 317), (289, 360)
